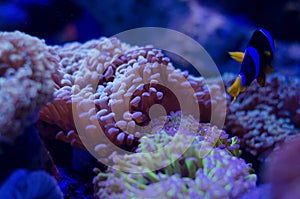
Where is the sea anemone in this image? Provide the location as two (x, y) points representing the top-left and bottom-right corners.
(223, 73), (300, 159)
(0, 169), (63, 199)
(0, 31), (56, 140)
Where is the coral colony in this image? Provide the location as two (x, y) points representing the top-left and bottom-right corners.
(0, 31), (299, 199)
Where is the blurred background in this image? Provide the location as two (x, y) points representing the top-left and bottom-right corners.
(0, 0), (299, 75)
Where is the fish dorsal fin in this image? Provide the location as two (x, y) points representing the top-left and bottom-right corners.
(229, 52), (244, 63)
(265, 64), (274, 74)
(248, 29), (275, 57)
(260, 29), (275, 55)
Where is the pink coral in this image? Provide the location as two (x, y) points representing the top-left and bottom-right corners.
(39, 38), (223, 159)
(92, 48), (199, 148)
(93, 113), (253, 199)
(39, 37), (135, 148)
(0, 31), (56, 140)
(94, 146), (255, 199)
(223, 73), (299, 159)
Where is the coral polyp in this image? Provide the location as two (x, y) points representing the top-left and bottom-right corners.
(92, 48), (200, 149)
(1, 29), (299, 198)
(1, 0), (300, 197)
(93, 118), (255, 199)
(39, 37), (222, 157)
(0, 31), (56, 140)
(39, 37), (136, 148)
(223, 73), (300, 160)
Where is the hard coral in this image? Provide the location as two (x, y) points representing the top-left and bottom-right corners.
(94, 126), (254, 199)
(74, 47), (226, 160)
(223, 73), (299, 159)
(39, 37), (136, 148)
(0, 31), (56, 140)
(135, 111), (240, 156)
(93, 48), (199, 149)
(39, 38), (222, 159)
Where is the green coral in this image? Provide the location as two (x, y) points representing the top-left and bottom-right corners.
(94, 147), (256, 199)
(93, 114), (256, 199)
(139, 112), (241, 157)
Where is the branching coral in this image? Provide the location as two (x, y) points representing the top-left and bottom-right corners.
(39, 37), (136, 148)
(94, 154), (255, 199)
(73, 47), (229, 162)
(93, 123), (255, 199)
(0, 169), (63, 199)
(91, 48), (200, 149)
(135, 111), (240, 157)
(0, 31), (264, 198)
(0, 31), (56, 140)
(30, 34), (238, 199)
(223, 73), (300, 159)
(39, 37), (224, 159)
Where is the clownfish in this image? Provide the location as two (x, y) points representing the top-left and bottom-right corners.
(227, 28), (275, 103)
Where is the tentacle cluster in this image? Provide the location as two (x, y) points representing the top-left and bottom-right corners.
(39, 37), (225, 157)
(0, 31), (56, 140)
(39, 37), (137, 148)
(136, 111), (240, 156)
(223, 73), (300, 159)
(93, 121), (254, 199)
(92, 48), (199, 150)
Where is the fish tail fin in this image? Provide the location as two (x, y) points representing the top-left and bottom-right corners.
(227, 75), (243, 104)
(228, 52), (244, 63)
